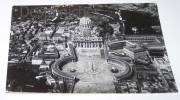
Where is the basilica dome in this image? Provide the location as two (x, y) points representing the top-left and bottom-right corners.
(79, 17), (92, 37)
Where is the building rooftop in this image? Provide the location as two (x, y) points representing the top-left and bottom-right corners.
(143, 42), (165, 50)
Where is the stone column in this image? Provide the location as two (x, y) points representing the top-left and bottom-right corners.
(78, 42), (80, 47)
(80, 42), (82, 48)
(85, 42), (87, 48)
(89, 42), (91, 48)
(97, 42), (99, 48)
(82, 42), (84, 48)
(87, 42), (89, 48)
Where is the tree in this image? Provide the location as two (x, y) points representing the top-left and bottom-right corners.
(97, 21), (114, 43)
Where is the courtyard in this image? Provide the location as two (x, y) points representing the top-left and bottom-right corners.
(62, 49), (127, 93)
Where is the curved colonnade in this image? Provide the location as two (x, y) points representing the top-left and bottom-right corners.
(51, 56), (76, 80)
(108, 53), (134, 81)
(51, 52), (133, 82)
(51, 56), (77, 93)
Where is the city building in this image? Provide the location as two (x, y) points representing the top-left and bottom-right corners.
(144, 43), (165, 57)
(32, 57), (43, 65)
(124, 35), (159, 43)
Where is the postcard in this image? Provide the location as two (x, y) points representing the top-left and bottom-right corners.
(6, 3), (178, 93)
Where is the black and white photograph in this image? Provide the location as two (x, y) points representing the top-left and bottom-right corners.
(6, 3), (178, 93)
